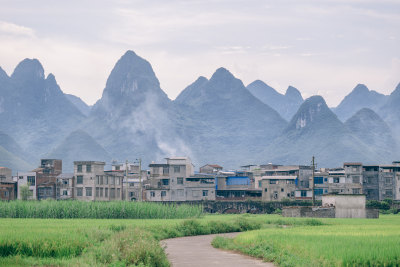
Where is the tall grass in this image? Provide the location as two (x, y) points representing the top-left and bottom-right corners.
(0, 200), (202, 219)
(212, 215), (400, 266)
(0, 214), (264, 265)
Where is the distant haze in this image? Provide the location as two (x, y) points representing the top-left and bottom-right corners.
(0, 0), (399, 106)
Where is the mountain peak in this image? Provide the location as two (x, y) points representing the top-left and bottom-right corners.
(11, 58), (44, 81)
(288, 95), (336, 130)
(210, 67), (235, 81)
(353, 84), (369, 94)
(285, 86), (303, 100)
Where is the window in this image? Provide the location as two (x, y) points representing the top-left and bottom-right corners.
(86, 165), (91, 173)
(96, 187), (99, 197)
(63, 180), (68, 185)
(100, 176), (103, 185)
(111, 177), (115, 185)
(174, 166), (180, 173)
(96, 176), (100, 185)
(333, 178), (340, 183)
(324, 178), (328, 182)
(77, 164), (82, 172)
(162, 179), (169, 186)
(352, 176), (360, 183)
(258, 181), (262, 188)
(290, 191), (295, 197)
(385, 189), (393, 197)
(27, 176), (35, 186)
(62, 190), (68, 196)
(100, 188), (103, 197)
(385, 178), (392, 184)
(352, 188), (360, 194)
(161, 191), (166, 197)
(150, 191), (155, 197)
(177, 178), (184, 185)
(273, 191), (278, 199)
(19, 176), (23, 179)
(86, 187), (92, 197)
(77, 176), (83, 184)
(177, 189), (184, 197)
(115, 166), (120, 171)
(264, 188), (268, 192)
(163, 167), (169, 175)
(116, 177), (120, 185)
(301, 190), (307, 197)
(203, 190), (208, 197)
(105, 188), (108, 197)
(314, 177), (323, 184)
(117, 188), (120, 198)
(77, 188), (83, 196)
(314, 189), (323, 195)
(105, 176), (108, 185)
(270, 180), (277, 184)
(4, 191), (9, 197)
(110, 188), (115, 198)
(281, 188), (284, 192)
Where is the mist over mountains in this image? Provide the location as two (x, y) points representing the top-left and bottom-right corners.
(0, 50), (399, 172)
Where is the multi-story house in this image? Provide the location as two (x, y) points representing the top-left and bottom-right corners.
(56, 173), (74, 200)
(216, 171), (261, 200)
(146, 157), (194, 201)
(0, 167), (12, 182)
(111, 161), (149, 201)
(199, 164), (223, 174)
(185, 174), (216, 201)
(312, 170), (329, 200)
(73, 161), (124, 201)
(34, 159), (62, 200)
(261, 175), (296, 201)
(14, 172), (37, 200)
(0, 167), (16, 201)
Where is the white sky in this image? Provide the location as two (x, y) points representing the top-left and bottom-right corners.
(0, 0), (399, 107)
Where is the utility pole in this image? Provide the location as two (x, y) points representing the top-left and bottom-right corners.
(312, 156), (315, 206)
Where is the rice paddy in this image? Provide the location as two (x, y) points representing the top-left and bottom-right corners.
(212, 215), (400, 267)
(0, 200), (202, 219)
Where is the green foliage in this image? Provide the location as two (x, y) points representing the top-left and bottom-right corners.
(0, 200), (202, 219)
(0, 214), (266, 266)
(212, 215), (400, 267)
(19, 184), (32, 201)
(367, 200), (390, 210)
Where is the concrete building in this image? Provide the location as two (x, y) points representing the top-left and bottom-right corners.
(0, 181), (17, 200)
(216, 171), (261, 200)
(185, 174), (216, 201)
(73, 161), (124, 201)
(34, 159), (62, 200)
(14, 172), (37, 200)
(313, 170), (329, 200)
(362, 162), (400, 201)
(146, 157), (194, 201)
(261, 175), (296, 201)
(0, 167), (12, 182)
(56, 173), (74, 200)
(199, 164), (223, 174)
(111, 161), (149, 201)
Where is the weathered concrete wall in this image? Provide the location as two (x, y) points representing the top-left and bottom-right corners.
(323, 194), (367, 218)
(366, 208), (379, 218)
(282, 206), (335, 218)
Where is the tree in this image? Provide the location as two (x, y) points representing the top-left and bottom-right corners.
(20, 183), (33, 201)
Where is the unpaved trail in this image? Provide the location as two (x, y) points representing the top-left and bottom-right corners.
(162, 232), (275, 267)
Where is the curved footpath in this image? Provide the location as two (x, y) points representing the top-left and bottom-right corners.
(162, 232), (275, 267)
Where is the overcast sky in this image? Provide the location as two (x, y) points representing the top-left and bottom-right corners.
(0, 0), (399, 107)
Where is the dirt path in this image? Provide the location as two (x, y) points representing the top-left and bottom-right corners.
(162, 232), (275, 267)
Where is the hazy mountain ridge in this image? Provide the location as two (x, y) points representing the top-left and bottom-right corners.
(246, 80), (303, 121)
(333, 84), (387, 121)
(1, 50), (399, 171)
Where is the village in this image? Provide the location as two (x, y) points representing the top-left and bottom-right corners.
(0, 157), (399, 203)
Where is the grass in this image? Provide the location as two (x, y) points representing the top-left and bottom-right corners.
(0, 200), (202, 219)
(212, 215), (400, 266)
(0, 214), (269, 266)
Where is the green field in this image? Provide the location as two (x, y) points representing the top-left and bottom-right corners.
(0, 214), (267, 266)
(212, 215), (400, 266)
